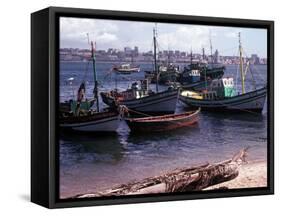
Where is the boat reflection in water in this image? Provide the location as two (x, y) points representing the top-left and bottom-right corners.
(60, 132), (125, 164)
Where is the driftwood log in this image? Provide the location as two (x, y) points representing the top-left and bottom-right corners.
(74, 148), (249, 199)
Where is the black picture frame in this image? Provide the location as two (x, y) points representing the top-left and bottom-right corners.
(31, 6), (274, 209)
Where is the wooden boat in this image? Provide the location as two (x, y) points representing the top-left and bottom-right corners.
(179, 33), (267, 113)
(125, 108), (200, 132)
(60, 110), (119, 132)
(59, 78), (96, 113)
(113, 63), (140, 74)
(179, 85), (267, 112)
(60, 98), (95, 114)
(179, 53), (224, 91)
(101, 27), (178, 115)
(144, 32), (180, 85)
(73, 148), (248, 198)
(101, 81), (178, 115)
(145, 63), (180, 85)
(113, 54), (140, 74)
(60, 41), (119, 132)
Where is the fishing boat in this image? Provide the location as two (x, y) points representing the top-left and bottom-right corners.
(113, 55), (140, 74)
(179, 33), (267, 113)
(113, 63), (140, 74)
(124, 108), (200, 132)
(101, 27), (178, 115)
(59, 78), (95, 113)
(145, 63), (180, 85)
(144, 31), (180, 85)
(179, 50), (224, 91)
(60, 41), (119, 132)
(60, 109), (119, 132)
(101, 79), (178, 115)
(60, 97), (95, 114)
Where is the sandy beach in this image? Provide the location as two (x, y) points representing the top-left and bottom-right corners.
(206, 161), (267, 190)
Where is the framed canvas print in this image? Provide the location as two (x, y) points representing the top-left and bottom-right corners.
(31, 6), (274, 208)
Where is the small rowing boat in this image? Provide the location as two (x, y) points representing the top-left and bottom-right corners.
(125, 108), (200, 132)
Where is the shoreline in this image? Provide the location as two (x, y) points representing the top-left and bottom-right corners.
(206, 160), (267, 190)
(61, 160), (267, 199)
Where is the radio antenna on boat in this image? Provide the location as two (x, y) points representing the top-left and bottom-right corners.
(239, 32), (245, 94)
(202, 47), (205, 61)
(190, 47), (193, 64)
(86, 33), (90, 45)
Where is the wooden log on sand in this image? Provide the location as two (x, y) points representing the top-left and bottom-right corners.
(74, 148), (248, 199)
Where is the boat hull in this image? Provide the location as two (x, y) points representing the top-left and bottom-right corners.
(101, 90), (179, 115)
(60, 111), (119, 132)
(114, 67), (140, 74)
(125, 109), (200, 132)
(179, 87), (267, 113)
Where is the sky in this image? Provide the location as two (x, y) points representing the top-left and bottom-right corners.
(60, 17), (267, 58)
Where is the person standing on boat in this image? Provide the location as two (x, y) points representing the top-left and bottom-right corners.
(75, 82), (86, 116)
(77, 82), (86, 102)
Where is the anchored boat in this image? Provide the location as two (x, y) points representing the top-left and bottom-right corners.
(101, 79), (178, 115)
(113, 63), (140, 74)
(113, 54), (140, 74)
(60, 109), (119, 132)
(124, 108), (200, 132)
(179, 33), (267, 113)
(179, 50), (224, 91)
(60, 41), (119, 132)
(145, 63), (180, 85)
(101, 27), (178, 115)
(60, 79), (95, 114)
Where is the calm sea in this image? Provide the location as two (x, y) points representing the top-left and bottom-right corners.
(59, 62), (267, 198)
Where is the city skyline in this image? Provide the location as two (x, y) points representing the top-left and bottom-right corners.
(60, 17), (268, 58)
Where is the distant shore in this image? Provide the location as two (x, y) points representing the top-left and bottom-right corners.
(60, 60), (267, 66)
(206, 160), (267, 190)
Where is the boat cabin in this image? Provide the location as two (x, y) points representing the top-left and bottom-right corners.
(120, 63), (131, 69)
(209, 78), (236, 98)
(114, 79), (151, 101)
(180, 67), (201, 84)
(181, 77), (236, 100)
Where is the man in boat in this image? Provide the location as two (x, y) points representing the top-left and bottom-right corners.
(77, 82), (86, 102)
(75, 82), (86, 116)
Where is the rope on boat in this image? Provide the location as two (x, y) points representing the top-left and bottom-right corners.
(242, 49), (266, 83)
(118, 105), (153, 118)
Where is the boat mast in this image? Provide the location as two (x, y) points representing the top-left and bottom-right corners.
(190, 48), (193, 65)
(153, 27), (159, 93)
(209, 32), (213, 69)
(239, 32), (245, 94)
(202, 48), (207, 90)
(202, 47), (205, 61)
(91, 41), (100, 112)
